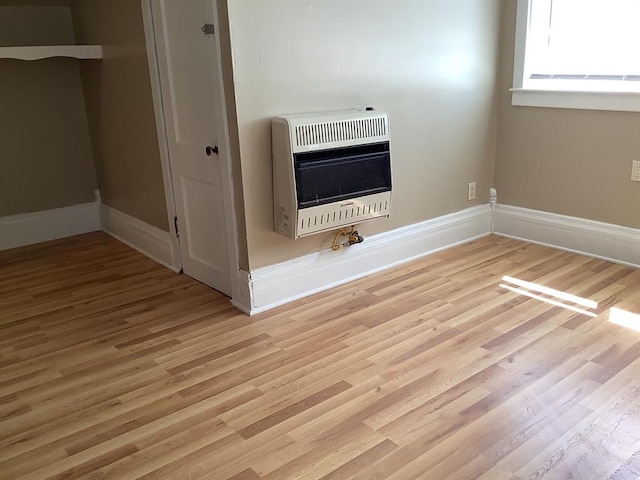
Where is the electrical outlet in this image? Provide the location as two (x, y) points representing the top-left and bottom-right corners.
(468, 182), (476, 201)
(632, 160), (640, 182)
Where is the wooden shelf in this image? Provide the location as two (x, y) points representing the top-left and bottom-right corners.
(0, 45), (103, 61)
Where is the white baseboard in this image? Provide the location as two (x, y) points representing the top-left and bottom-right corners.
(231, 269), (252, 315)
(100, 204), (180, 272)
(0, 203), (101, 251)
(246, 205), (492, 315)
(9, 201), (635, 316)
(493, 205), (640, 268)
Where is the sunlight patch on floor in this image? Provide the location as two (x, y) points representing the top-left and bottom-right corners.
(609, 307), (640, 333)
(500, 276), (599, 317)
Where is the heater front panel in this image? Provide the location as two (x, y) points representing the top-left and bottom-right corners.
(296, 191), (391, 237)
(294, 142), (391, 209)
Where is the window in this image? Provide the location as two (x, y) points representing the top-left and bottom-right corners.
(512, 0), (640, 112)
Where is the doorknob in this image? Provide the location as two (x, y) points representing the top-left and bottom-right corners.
(205, 145), (219, 156)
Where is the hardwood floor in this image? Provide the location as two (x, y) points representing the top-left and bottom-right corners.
(1, 232), (640, 479)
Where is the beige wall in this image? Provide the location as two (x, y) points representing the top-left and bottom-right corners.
(227, 0), (502, 269)
(0, 6), (97, 217)
(495, 0), (640, 229)
(70, 0), (169, 231)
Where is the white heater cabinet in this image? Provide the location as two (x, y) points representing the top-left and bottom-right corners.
(272, 109), (392, 239)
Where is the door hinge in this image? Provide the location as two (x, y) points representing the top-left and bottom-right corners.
(202, 24), (215, 35)
(174, 216), (180, 237)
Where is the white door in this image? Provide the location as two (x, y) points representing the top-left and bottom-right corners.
(152, 0), (232, 296)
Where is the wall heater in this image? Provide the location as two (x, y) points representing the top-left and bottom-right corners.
(272, 109), (392, 239)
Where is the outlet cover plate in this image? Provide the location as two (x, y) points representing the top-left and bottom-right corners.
(632, 160), (640, 182)
(468, 182), (476, 201)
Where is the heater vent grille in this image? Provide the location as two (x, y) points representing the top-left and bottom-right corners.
(294, 116), (387, 148)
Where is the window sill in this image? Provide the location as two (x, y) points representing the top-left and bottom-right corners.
(511, 88), (640, 113)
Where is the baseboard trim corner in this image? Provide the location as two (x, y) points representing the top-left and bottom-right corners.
(231, 269), (253, 315)
(100, 204), (180, 272)
(0, 202), (101, 251)
(246, 205), (492, 315)
(493, 204), (640, 268)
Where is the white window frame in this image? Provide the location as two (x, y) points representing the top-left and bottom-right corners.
(511, 0), (640, 112)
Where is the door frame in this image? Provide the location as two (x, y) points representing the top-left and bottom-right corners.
(140, 0), (242, 303)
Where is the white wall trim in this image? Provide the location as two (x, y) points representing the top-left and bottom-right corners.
(493, 205), (640, 268)
(100, 203), (180, 272)
(203, 0), (244, 303)
(8, 201), (636, 316)
(0, 202), (100, 251)
(246, 205), (492, 315)
(511, 88), (640, 113)
(231, 269), (253, 315)
(141, 0), (183, 272)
